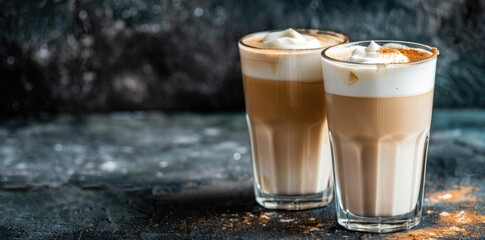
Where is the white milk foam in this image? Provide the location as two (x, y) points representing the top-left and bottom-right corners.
(262, 29), (321, 49)
(348, 41), (409, 63)
(322, 41), (437, 97)
(239, 29), (340, 82)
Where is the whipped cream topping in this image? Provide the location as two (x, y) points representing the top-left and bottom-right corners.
(262, 28), (321, 49)
(348, 41), (409, 64)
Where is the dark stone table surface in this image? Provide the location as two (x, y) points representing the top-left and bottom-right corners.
(0, 109), (484, 239)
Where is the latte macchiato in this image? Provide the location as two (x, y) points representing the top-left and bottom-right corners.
(239, 29), (348, 210)
(321, 40), (439, 232)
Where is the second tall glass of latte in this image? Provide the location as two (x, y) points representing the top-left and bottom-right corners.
(322, 41), (439, 232)
(238, 29), (348, 210)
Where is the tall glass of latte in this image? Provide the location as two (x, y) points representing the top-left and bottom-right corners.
(238, 29), (348, 210)
(321, 40), (439, 232)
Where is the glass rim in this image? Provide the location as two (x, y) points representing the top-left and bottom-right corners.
(321, 40), (439, 66)
(238, 29), (349, 51)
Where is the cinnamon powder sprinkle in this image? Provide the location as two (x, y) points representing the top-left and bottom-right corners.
(378, 47), (401, 55)
(388, 185), (483, 240)
(429, 186), (477, 203)
(378, 47), (435, 62)
(439, 210), (485, 225)
(397, 48), (433, 62)
(388, 226), (466, 240)
(388, 210), (485, 240)
(258, 212), (273, 225)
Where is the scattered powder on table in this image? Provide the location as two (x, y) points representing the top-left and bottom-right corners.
(429, 186), (477, 203)
(439, 210), (485, 225)
(389, 184), (483, 240)
(279, 218), (295, 223)
(388, 210), (485, 239)
(305, 223), (324, 233)
(223, 213), (253, 229)
(388, 226), (466, 240)
(221, 212), (276, 230)
(258, 212), (273, 225)
(220, 211), (332, 233)
(425, 210), (434, 214)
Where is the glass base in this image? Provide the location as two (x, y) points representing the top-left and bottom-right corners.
(337, 210), (421, 233)
(255, 188), (332, 210)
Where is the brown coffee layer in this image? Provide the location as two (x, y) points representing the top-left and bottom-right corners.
(243, 75), (332, 195)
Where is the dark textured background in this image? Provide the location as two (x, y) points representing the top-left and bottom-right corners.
(1, 1), (484, 238)
(1, 0), (485, 118)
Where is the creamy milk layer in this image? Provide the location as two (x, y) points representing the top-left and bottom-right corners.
(322, 41), (438, 97)
(240, 29), (346, 82)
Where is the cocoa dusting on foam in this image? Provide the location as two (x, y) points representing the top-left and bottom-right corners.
(346, 41), (437, 64)
(378, 47), (434, 63)
(397, 48), (434, 62)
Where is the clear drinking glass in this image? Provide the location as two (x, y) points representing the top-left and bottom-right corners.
(321, 40), (439, 232)
(238, 30), (348, 210)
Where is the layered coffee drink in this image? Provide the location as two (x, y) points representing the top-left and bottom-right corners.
(238, 29), (348, 210)
(321, 41), (439, 232)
